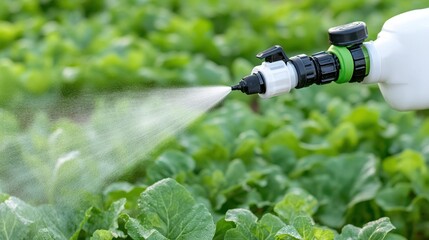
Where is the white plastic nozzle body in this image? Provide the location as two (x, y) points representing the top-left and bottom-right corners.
(252, 60), (298, 98)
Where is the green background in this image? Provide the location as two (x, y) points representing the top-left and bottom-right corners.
(1, 0), (429, 239)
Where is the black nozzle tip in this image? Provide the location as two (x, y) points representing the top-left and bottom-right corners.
(231, 85), (242, 91)
(231, 72), (266, 95)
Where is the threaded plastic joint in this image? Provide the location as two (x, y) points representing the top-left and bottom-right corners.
(311, 51), (339, 85)
(290, 54), (317, 89)
(348, 45), (367, 82)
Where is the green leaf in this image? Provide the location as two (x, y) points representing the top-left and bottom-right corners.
(326, 122), (358, 151)
(375, 183), (413, 211)
(335, 225), (360, 240)
(31, 205), (85, 240)
(313, 227), (335, 240)
(85, 199), (126, 238)
(103, 182), (146, 210)
(297, 153), (381, 228)
(255, 214), (287, 240)
(0, 197), (36, 240)
(224, 159), (248, 188)
(90, 230), (113, 240)
(125, 217), (168, 240)
(359, 217), (396, 240)
(214, 218), (235, 240)
(275, 226), (302, 240)
(224, 208), (257, 240)
(344, 106), (380, 129)
(291, 215), (314, 240)
(336, 217), (395, 240)
(274, 188), (318, 223)
(262, 128), (303, 157)
(137, 178), (215, 240)
(382, 150), (427, 180)
(146, 150), (195, 183)
(224, 210), (287, 240)
(33, 229), (56, 240)
(70, 207), (93, 240)
(233, 130), (261, 161)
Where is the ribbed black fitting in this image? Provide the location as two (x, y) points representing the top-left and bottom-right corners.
(290, 54), (317, 89)
(348, 45), (367, 82)
(311, 51), (339, 85)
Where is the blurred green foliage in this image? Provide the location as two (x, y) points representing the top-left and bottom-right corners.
(0, 0), (427, 105)
(1, 0), (429, 239)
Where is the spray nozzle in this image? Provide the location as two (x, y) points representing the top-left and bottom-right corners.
(232, 21), (370, 98)
(231, 72), (266, 95)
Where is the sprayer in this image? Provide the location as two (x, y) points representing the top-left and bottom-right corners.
(231, 8), (429, 111)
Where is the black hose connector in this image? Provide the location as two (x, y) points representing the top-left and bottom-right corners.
(289, 51), (340, 88)
(311, 51), (339, 85)
(290, 54), (317, 89)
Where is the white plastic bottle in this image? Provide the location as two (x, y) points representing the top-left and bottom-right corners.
(363, 8), (429, 110)
(231, 8), (429, 111)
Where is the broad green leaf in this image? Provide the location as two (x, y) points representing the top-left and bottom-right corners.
(182, 124), (230, 165)
(344, 106), (380, 129)
(146, 150), (195, 183)
(275, 225), (302, 240)
(359, 217), (396, 240)
(84, 199), (126, 238)
(274, 188), (318, 222)
(31, 205), (85, 240)
(262, 128), (303, 158)
(326, 122), (358, 151)
(375, 183), (413, 211)
(297, 153), (381, 228)
(224, 210), (287, 240)
(224, 208), (258, 240)
(291, 215), (314, 240)
(138, 178), (215, 240)
(253, 166), (289, 204)
(336, 217), (395, 240)
(335, 225), (361, 240)
(289, 155), (325, 178)
(70, 207), (93, 240)
(0, 197), (36, 240)
(224, 159), (247, 188)
(214, 218), (235, 240)
(266, 146), (297, 175)
(102, 182), (146, 210)
(200, 169), (227, 210)
(33, 229), (56, 240)
(90, 230), (113, 240)
(255, 214), (287, 240)
(313, 227), (335, 240)
(125, 217), (168, 240)
(383, 150), (427, 180)
(233, 130), (261, 161)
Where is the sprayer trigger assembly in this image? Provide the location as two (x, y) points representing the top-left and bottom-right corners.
(256, 45), (289, 62)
